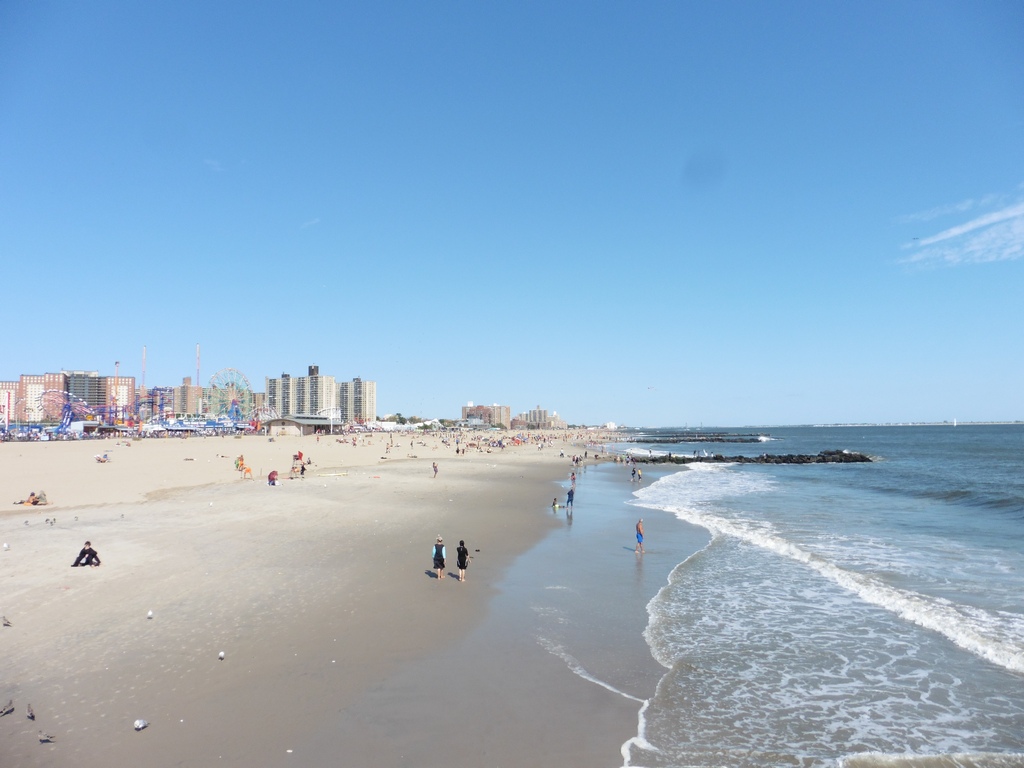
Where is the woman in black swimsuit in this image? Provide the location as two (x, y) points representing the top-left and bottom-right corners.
(456, 540), (470, 582)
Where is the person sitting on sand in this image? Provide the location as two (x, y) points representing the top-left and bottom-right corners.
(15, 491), (46, 506)
(72, 540), (101, 567)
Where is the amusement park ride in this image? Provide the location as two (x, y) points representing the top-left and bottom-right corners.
(207, 368), (253, 421)
(33, 367), (276, 433)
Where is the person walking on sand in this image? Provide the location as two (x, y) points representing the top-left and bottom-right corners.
(433, 462), (438, 478)
(456, 539), (470, 582)
(635, 519), (645, 554)
(433, 536), (447, 580)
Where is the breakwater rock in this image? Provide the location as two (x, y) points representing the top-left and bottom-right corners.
(642, 450), (872, 465)
(626, 432), (767, 444)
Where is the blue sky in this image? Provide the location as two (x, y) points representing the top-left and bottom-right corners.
(2, 1), (1022, 426)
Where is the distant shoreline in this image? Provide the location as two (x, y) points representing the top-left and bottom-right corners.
(615, 421), (1022, 431)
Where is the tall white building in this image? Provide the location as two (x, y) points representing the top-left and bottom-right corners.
(338, 377), (376, 423)
(266, 366), (338, 417)
(265, 373), (296, 416)
(267, 368), (370, 420)
(296, 365), (337, 415)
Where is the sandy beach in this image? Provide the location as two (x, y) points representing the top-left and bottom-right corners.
(1, 432), (638, 767)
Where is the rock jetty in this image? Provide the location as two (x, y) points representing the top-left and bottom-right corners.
(642, 450), (872, 465)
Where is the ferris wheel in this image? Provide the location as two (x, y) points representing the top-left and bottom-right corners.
(208, 368), (252, 421)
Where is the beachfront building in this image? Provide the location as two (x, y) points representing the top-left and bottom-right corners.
(297, 365), (337, 415)
(338, 377), (376, 423)
(64, 370), (104, 409)
(510, 405), (568, 431)
(262, 414), (338, 437)
(64, 370), (138, 420)
(0, 370), (137, 424)
(0, 384), (14, 430)
(267, 366), (339, 417)
(461, 402), (511, 429)
(266, 373), (295, 416)
(107, 375), (136, 421)
(172, 376), (204, 416)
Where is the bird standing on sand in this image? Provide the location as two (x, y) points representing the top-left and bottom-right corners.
(1, 699), (13, 716)
(2, 615), (12, 627)
(39, 730), (56, 743)
(27, 703), (35, 720)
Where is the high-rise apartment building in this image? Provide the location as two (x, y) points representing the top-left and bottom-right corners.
(511, 405), (567, 430)
(0, 371), (141, 423)
(172, 377), (203, 416)
(295, 365), (337, 415)
(13, 373), (67, 422)
(265, 373), (294, 417)
(267, 366), (343, 417)
(58, 370), (136, 419)
(106, 375), (136, 420)
(64, 370), (104, 408)
(338, 377), (376, 423)
(461, 402), (511, 428)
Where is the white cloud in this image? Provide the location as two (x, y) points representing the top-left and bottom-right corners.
(300, 218), (321, 229)
(895, 196), (988, 224)
(204, 158), (223, 172)
(900, 201), (1024, 266)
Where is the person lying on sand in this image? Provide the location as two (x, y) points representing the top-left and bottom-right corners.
(14, 491), (47, 506)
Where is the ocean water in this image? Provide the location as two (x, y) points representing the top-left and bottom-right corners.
(523, 425), (1024, 768)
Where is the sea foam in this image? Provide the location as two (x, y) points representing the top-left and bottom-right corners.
(632, 466), (1024, 675)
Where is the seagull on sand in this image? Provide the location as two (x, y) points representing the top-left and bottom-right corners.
(39, 730), (56, 743)
(27, 703), (35, 720)
(1, 699), (13, 716)
(2, 615), (12, 627)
